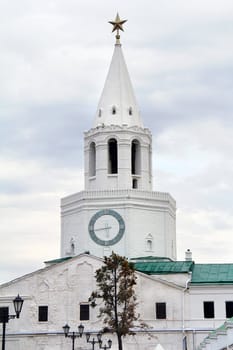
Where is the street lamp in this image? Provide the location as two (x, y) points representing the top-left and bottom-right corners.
(86, 332), (112, 350)
(0, 294), (24, 350)
(62, 323), (84, 350)
(86, 332), (102, 350)
(99, 338), (112, 350)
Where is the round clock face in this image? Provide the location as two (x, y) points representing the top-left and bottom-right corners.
(88, 209), (125, 246)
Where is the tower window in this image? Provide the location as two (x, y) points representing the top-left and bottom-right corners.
(147, 239), (153, 251)
(112, 106), (116, 115)
(203, 301), (215, 318)
(226, 301), (233, 318)
(38, 306), (48, 322)
(70, 238), (75, 255)
(108, 138), (118, 174)
(156, 303), (166, 319)
(132, 179), (138, 189)
(129, 107), (133, 115)
(80, 304), (89, 321)
(98, 109), (102, 117)
(131, 139), (141, 175)
(89, 142), (96, 177)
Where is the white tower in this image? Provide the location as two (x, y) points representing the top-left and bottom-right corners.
(61, 14), (176, 260)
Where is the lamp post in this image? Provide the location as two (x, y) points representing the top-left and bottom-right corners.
(86, 333), (112, 350)
(99, 338), (112, 350)
(62, 323), (84, 350)
(0, 294), (24, 350)
(86, 332), (102, 350)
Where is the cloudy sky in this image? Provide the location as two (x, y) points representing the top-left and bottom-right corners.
(1, 0), (233, 284)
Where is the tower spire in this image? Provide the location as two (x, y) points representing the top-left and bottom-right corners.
(93, 14), (143, 128)
(109, 13), (127, 45)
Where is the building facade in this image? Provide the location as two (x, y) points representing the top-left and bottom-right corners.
(60, 17), (176, 261)
(1, 15), (233, 350)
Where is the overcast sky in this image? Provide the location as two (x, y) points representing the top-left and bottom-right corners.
(1, 0), (233, 284)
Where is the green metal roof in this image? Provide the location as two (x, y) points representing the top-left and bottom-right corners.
(131, 256), (172, 262)
(132, 257), (233, 284)
(44, 257), (73, 264)
(133, 260), (194, 274)
(191, 264), (233, 284)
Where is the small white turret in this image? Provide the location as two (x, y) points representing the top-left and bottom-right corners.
(185, 249), (193, 261)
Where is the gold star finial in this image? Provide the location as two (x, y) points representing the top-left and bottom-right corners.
(109, 13), (127, 45)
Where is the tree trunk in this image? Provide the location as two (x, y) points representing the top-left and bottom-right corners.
(117, 333), (123, 350)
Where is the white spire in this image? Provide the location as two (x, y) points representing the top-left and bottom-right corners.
(93, 40), (143, 128)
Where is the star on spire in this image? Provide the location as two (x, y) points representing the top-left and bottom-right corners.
(109, 13), (127, 45)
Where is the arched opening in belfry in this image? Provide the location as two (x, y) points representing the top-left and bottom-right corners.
(132, 178), (138, 189)
(131, 139), (141, 175)
(89, 142), (96, 177)
(108, 138), (118, 174)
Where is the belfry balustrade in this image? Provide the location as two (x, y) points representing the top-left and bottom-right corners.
(0, 294), (24, 350)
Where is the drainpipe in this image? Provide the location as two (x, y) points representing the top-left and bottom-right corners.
(182, 273), (192, 348)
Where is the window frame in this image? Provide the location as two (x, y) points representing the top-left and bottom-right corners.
(203, 301), (215, 319)
(226, 301), (233, 318)
(38, 305), (48, 322)
(156, 302), (166, 319)
(80, 304), (90, 321)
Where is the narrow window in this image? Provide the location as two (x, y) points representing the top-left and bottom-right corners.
(38, 306), (48, 322)
(98, 109), (102, 117)
(203, 301), (214, 318)
(108, 138), (118, 174)
(132, 179), (138, 189)
(80, 304), (89, 321)
(131, 140), (141, 175)
(226, 301), (233, 318)
(89, 142), (96, 177)
(156, 303), (166, 319)
(70, 238), (75, 255)
(112, 106), (116, 115)
(147, 239), (153, 251)
(129, 107), (133, 115)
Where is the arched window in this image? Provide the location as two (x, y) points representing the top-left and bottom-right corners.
(70, 238), (75, 255)
(129, 107), (133, 115)
(131, 139), (141, 175)
(108, 138), (118, 174)
(89, 142), (96, 177)
(147, 239), (153, 251)
(145, 234), (153, 252)
(132, 178), (138, 189)
(112, 106), (116, 115)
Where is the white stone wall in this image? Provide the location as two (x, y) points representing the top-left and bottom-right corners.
(0, 254), (184, 350)
(60, 190), (176, 260)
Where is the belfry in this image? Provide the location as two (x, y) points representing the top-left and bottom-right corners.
(60, 14), (176, 260)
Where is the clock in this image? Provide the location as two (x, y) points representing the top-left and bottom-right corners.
(88, 209), (125, 246)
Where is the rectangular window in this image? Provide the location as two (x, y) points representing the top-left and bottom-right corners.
(80, 304), (89, 321)
(226, 301), (233, 318)
(203, 301), (214, 318)
(156, 302), (166, 319)
(38, 306), (48, 322)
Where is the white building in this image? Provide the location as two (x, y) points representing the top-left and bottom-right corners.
(1, 15), (233, 350)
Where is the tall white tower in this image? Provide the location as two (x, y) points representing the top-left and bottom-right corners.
(61, 14), (176, 260)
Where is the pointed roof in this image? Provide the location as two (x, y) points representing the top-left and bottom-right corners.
(93, 42), (143, 128)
